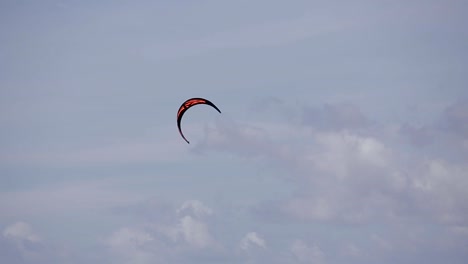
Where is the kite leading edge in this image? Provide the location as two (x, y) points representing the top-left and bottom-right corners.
(177, 97), (221, 144)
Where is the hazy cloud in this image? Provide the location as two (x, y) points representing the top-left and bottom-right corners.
(290, 240), (325, 264)
(240, 232), (266, 251)
(302, 102), (372, 131)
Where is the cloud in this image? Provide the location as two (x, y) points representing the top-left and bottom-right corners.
(177, 215), (215, 249)
(2, 222), (45, 263)
(177, 200), (213, 218)
(103, 199), (319, 263)
(1, 221), (65, 264)
(104, 199), (223, 263)
(438, 99), (468, 137)
(396, 99), (468, 163)
(240, 232), (266, 251)
(280, 133), (400, 224)
(1, 1), (467, 263)
(106, 227), (158, 264)
(399, 123), (434, 147)
(198, 99), (468, 225)
(3, 222), (41, 243)
(107, 227), (154, 249)
(155, 200), (217, 250)
(302, 102), (372, 132)
(193, 117), (274, 159)
(290, 239), (325, 264)
(194, 98), (468, 263)
(0, 236), (24, 264)
(197, 116), (402, 224)
(433, 99), (468, 161)
(412, 159), (468, 225)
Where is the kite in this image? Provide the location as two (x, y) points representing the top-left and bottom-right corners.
(177, 97), (221, 144)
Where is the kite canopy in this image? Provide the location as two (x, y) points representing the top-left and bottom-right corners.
(177, 97), (221, 144)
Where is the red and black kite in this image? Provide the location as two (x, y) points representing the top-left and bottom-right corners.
(177, 97), (221, 144)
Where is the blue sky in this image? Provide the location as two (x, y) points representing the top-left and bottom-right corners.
(1, 0), (468, 263)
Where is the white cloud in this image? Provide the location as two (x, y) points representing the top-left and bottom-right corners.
(194, 117), (273, 159)
(111, 200), (216, 254)
(3, 222), (40, 243)
(105, 199), (218, 263)
(240, 232), (266, 251)
(311, 131), (391, 177)
(196, 99), (468, 264)
(177, 215), (215, 249)
(1, 0), (467, 263)
(200, 100), (468, 229)
(411, 159), (468, 225)
(162, 200), (216, 249)
(177, 200), (213, 218)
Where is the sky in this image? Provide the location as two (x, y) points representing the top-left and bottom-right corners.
(1, 0), (468, 263)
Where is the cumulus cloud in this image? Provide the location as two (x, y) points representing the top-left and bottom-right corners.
(2, 0), (467, 263)
(195, 99), (468, 263)
(175, 215), (215, 249)
(104, 199), (222, 263)
(3, 99), (467, 263)
(104, 199), (320, 263)
(161, 200), (217, 249)
(199, 100), (468, 223)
